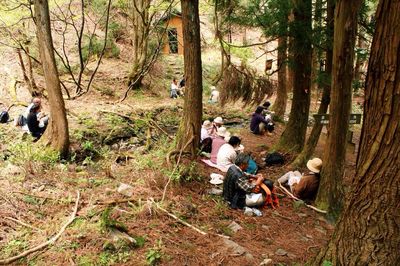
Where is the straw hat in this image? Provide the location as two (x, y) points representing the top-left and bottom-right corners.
(306, 158), (322, 173)
(217, 127), (230, 139)
(213, 117), (223, 124)
(202, 120), (212, 129)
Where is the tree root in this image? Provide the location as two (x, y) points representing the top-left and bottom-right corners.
(4, 217), (42, 232)
(0, 191), (80, 265)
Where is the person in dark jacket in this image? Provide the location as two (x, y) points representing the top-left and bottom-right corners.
(223, 153), (265, 209)
(27, 103), (47, 140)
(250, 106), (272, 135)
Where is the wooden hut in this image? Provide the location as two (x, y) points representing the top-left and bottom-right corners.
(161, 12), (184, 55)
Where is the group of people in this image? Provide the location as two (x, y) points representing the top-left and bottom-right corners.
(170, 78), (185, 99)
(170, 79), (220, 104)
(200, 102), (322, 212)
(250, 101), (275, 135)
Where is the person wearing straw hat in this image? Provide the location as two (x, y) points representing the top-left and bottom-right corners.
(210, 116), (224, 136)
(210, 127), (230, 164)
(277, 158), (322, 202)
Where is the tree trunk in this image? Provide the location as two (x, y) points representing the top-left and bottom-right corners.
(175, 0), (203, 155)
(292, 0), (334, 167)
(271, 36), (288, 118)
(34, 0), (69, 157)
(25, 47), (40, 95)
(315, 0), (362, 218)
(276, 0), (312, 153)
(128, 0), (150, 89)
(314, 0), (400, 263)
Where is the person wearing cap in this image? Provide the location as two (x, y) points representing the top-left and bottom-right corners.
(210, 126), (230, 164)
(277, 158), (322, 202)
(250, 106), (273, 135)
(223, 153), (266, 209)
(210, 116), (224, 136)
(217, 136), (241, 170)
(208, 86), (220, 104)
(27, 102), (48, 140)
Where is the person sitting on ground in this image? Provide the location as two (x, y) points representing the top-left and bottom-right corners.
(277, 158), (322, 202)
(262, 101), (274, 122)
(210, 116), (224, 136)
(217, 136), (241, 170)
(170, 78), (179, 99)
(201, 120), (213, 141)
(200, 120), (213, 153)
(250, 106), (273, 135)
(208, 86), (220, 104)
(222, 153), (266, 209)
(178, 77), (185, 96)
(210, 127), (230, 164)
(27, 103), (48, 140)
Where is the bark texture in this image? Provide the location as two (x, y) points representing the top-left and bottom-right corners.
(276, 0), (312, 152)
(292, 0), (334, 166)
(272, 36), (288, 118)
(34, 0), (69, 157)
(314, 0), (400, 263)
(175, 0), (203, 155)
(315, 0), (362, 217)
(128, 0), (150, 89)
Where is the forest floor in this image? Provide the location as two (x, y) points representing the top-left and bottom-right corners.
(0, 86), (361, 265)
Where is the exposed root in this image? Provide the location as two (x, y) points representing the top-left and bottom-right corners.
(0, 191), (80, 265)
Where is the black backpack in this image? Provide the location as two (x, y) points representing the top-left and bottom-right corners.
(265, 152), (285, 166)
(0, 111), (9, 123)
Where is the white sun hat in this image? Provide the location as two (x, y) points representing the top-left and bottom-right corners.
(202, 120), (212, 129)
(213, 117), (223, 124)
(217, 127), (230, 139)
(306, 158), (323, 173)
(210, 173), (224, 185)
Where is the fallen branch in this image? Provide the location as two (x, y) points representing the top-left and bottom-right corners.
(96, 198), (137, 205)
(150, 198), (207, 236)
(148, 120), (173, 140)
(277, 183), (327, 214)
(0, 191), (80, 265)
(4, 217), (42, 232)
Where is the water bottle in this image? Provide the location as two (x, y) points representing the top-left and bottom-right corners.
(252, 208), (262, 217)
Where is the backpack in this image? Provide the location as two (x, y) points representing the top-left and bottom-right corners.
(15, 114), (26, 127)
(264, 152), (285, 166)
(0, 111), (9, 123)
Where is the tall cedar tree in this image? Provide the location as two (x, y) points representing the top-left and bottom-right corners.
(271, 0), (289, 119)
(314, 0), (400, 263)
(34, 0), (69, 157)
(292, 0), (334, 166)
(175, 0), (203, 155)
(315, 0), (362, 218)
(128, 0), (150, 89)
(276, 0), (312, 152)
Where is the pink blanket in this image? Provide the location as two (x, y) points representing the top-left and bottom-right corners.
(201, 159), (229, 172)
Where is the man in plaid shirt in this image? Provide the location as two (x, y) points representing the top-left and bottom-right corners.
(223, 153), (265, 209)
